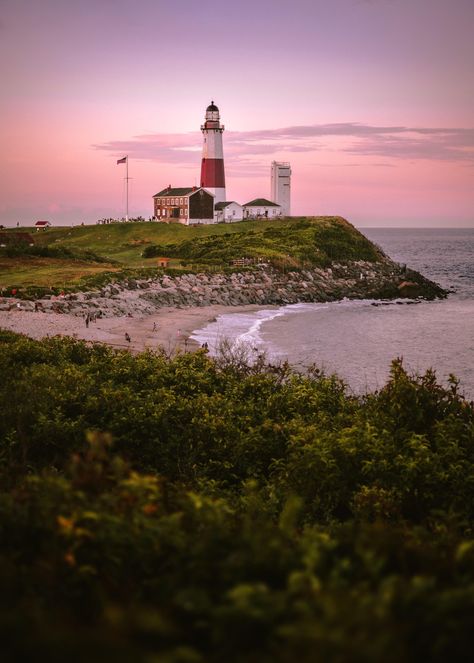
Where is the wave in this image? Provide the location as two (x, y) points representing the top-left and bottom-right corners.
(188, 300), (385, 355)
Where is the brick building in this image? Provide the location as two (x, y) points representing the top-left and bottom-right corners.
(153, 186), (215, 225)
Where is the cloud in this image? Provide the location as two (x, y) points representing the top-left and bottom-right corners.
(94, 123), (474, 167)
(343, 127), (474, 162)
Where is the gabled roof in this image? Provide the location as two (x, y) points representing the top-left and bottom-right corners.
(215, 201), (241, 210)
(35, 220), (51, 226)
(242, 198), (280, 207)
(153, 187), (199, 198)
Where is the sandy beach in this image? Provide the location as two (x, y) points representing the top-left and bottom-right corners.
(0, 304), (266, 354)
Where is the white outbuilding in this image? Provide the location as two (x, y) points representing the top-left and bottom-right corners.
(35, 220), (51, 231)
(242, 198), (281, 220)
(215, 201), (243, 223)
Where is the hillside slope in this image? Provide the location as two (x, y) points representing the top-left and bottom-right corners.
(31, 216), (383, 266)
(1, 218), (448, 304)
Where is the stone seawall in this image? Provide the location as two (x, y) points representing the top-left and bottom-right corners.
(0, 259), (446, 318)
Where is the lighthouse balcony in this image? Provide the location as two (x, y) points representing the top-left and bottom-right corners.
(201, 122), (224, 131)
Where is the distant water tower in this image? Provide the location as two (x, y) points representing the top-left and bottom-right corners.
(200, 101), (226, 205)
(271, 161), (291, 216)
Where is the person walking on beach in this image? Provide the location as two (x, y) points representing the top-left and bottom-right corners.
(85, 312), (90, 328)
(153, 322), (157, 332)
(125, 332), (131, 344)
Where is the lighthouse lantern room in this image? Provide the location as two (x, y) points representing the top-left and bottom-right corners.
(200, 101), (226, 205)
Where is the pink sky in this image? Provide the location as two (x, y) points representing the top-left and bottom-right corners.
(1, 0), (473, 227)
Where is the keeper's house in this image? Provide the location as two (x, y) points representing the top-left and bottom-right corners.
(242, 198), (281, 219)
(153, 186), (214, 225)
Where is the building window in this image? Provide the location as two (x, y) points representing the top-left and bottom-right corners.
(180, 209), (183, 216)
(180, 197), (183, 204)
(167, 198), (170, 205)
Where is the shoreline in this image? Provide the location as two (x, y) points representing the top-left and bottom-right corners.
(0, 259), (447, 355)
(0, 304), (270, 354)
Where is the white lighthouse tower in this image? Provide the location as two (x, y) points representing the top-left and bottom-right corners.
(200, 101), (226, 205)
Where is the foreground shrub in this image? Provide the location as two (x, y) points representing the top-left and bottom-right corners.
(1, 333), (474, 661)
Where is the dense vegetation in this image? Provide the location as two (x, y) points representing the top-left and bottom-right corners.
(1, 217), (383, 291)
(0, 242), (113, 263)
(1, 330), (474, 661)
(141, 219), (382, 267)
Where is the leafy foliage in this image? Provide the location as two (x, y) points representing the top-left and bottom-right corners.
(1, 332), (473, 661)
(0, 242), (112, 263)
(141, 218), (382, 267)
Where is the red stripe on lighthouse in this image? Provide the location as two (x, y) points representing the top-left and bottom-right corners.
(200, 159), (226, 188)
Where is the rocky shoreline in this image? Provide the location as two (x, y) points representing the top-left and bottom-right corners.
(0, 259), (446, 318)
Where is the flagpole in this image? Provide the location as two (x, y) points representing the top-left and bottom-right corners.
(126, 156), (129, 222)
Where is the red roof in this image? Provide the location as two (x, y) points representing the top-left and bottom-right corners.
(35, 220), (50, 226)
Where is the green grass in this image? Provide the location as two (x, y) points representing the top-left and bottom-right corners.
(0, 256), (122, 289)
(2, 217), (383, 292)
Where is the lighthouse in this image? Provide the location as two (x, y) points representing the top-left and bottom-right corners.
(200, 101), (226, 205)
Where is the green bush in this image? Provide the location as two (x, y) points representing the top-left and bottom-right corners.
(0, 243), (112, 263)
(1, 332), (473, 661)
(140, 218), (382, 268)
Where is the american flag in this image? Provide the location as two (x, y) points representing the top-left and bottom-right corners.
(117, 156), (127, 164)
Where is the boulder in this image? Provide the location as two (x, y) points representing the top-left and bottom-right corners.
(397, 281), (423, 298)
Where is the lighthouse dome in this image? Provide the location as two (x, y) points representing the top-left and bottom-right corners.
(205, 101), (220, 122)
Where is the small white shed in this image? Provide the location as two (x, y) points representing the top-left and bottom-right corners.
(35, 220), (51, 231)
(215, 201), (243, 223)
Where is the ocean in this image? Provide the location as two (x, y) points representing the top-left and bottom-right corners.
(190, 228), (474, 398)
